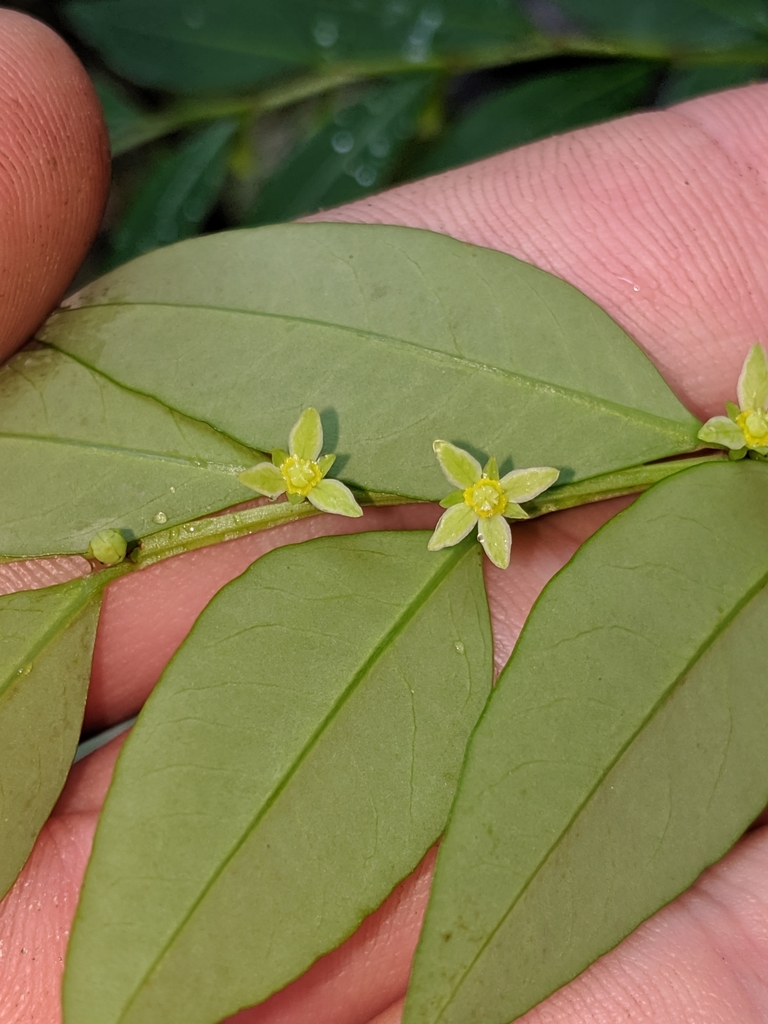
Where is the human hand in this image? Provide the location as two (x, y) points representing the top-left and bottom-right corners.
(2, 8), (768, 1022)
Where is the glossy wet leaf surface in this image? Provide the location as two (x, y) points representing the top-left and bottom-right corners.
(40, 223), (701, 502)
(557, 0), (759, 49)
(110, 119), (237, 267)
(64, 530), (492, 1024)
(658, 61), (764, 104)
(246, 76), (433, 226)
(0, 572), (113, 899)
(65, 0), (536, 94)
(404, 459), (768, 1024)
(0, 345), (257, 556)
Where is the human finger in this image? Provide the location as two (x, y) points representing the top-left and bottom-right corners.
(0, 9), (108, 362)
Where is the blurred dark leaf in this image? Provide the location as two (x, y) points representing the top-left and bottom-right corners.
(66, 0), (537, 95)
(110, 119), (237, 267)
(93, 76), (171, 156)
(658, 62), (764, 104)
(245, 75), (433, 225)
(695, 0), (768, 35)
(415, 61), (656, 177)
(555, 0), (763, 50)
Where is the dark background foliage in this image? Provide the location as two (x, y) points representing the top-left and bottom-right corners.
(7, 0), (768, 281)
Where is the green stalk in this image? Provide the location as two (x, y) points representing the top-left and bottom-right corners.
(524, 454), (726, 517)
(133, 454), (726, 567)
(116, 34), (768, 157)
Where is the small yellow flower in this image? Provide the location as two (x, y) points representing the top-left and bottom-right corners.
(699, 344), (768, 457)
(428, 440), (559, 569)
(238, 408), (362, 517)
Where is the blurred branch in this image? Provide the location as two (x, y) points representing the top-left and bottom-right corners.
(110, 31), (768, 157)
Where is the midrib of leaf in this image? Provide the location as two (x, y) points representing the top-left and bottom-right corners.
(1, 432), (249, 475)
(431, 556), (768, 1024)
(0, 576), (104, 700)
(49, 302), (699, 443)
(115, 538), (473, 1023)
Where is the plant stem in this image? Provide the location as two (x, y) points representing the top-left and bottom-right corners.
(524, 453), (726, 518)
(117, 35), (768, 156)
(133, 454), (725, 567)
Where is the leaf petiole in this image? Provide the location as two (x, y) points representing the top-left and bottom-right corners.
(133, 455), (726, 568)
(523, 453), (727, 517)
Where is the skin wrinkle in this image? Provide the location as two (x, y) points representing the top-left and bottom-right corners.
(0, 11), (109, 360)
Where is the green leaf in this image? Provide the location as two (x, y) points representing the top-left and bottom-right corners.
(245, 76), (433, 225)
(556, 0), (761, 50)
(658, 63), (765, 105)
(92, 75), (170, 157)
(65, 0), (536, 94)
(0, 572), (115, 899)
(416, 62), (657, 177)
(110, 119), (237, 268)
(0, 345), (258, 557)
(64, 531), (492, 1024)
(39, 223), (702, 502)
(694, 0), (768, 34)
(404, 459), (768, 1024)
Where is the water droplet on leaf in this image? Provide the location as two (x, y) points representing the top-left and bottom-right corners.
(183, 4), (205, 29)
(313, 17), (339, 47)
(332, 131), (355, 154)
(153, 512), (168, 525)
(368, 134), (391, 159)
(354, 164), (377, 187)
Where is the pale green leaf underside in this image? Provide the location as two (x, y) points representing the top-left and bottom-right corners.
(405, 459), (768, 1024)
(0, 573), (108, 899)
(39, 224), (701, 501)
(0, 345), (258, 556)
(64, 531), (492, 1024)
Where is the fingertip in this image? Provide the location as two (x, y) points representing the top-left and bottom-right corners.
(0, 9), (110, 361)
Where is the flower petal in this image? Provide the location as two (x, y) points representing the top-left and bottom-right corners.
(317, 453), (336, 477)
(238, 462), (285, 497)
(477, 514), (511, 569)
(433, 440), (482, 489)
(271, 448), (289, 467)
(307, 478), (363, 517)
(501, 466), (559, 503)
(503, 500), (529, 520)
(428, 503), (477, 551)
(289, 407), (323, 460)
(439, 489), (465, 509)
(698, 416), (746, 450)
(737, 344), (768, 411)
(483, 455), (499, 480)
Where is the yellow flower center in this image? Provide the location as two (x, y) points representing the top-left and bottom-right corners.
(737, 408), (768, 449)
(463, 477), (507, 518)
(281, 454), (323, 495)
